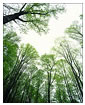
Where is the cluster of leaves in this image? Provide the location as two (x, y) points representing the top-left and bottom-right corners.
(3, 3), (65, 34)
(65, 17), (83, 47)
(3, 31), (20, 79)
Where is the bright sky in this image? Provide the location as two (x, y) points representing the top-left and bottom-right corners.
(17, 4), (82, 55)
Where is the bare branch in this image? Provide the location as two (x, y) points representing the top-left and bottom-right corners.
(18, 18), (32, 22)
(20, 3), (27, 12)
(3, 4), (18, 11)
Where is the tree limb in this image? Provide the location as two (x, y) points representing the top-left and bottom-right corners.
(18, 18), (32, 22)
(3, 10), (49, 24)
(20, 3), (27, 12)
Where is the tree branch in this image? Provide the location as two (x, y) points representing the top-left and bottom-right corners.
(3, 10), (49, 24)
(51, 71), (56, 84)
(18, 18), (32, 22)
(3, 4), (17, 11)
(20, 3), (27, 12)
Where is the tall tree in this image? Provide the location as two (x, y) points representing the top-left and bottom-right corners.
(3, 31), (20, 80)
(52, 38), (83, 102)
(40, 54), (56, 103)
(3, 43), (39, 102)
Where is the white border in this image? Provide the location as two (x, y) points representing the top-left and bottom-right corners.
(83, 1), (85, 104)
(0, 0), (85, 104)
(2, 0), (84, 3)
(0, 0), (3, 104)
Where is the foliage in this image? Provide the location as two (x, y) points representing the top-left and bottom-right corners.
(3, 31), (20, 79)
(3, 3), (65, 34)
(3, 35), (83, 103)
(3, 4), (83, 103)
(65, 20), (83, 47)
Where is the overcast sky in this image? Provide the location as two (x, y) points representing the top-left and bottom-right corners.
(17, 4), (82, 55)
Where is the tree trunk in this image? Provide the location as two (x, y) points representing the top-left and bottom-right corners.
(48, 71), (51, 103)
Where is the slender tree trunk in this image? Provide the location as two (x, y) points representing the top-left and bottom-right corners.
(62, 67), (73, 102)
(48, 71), (51, 103)
(48, 72), (50, 103)
(70, 65), (83, 97)
(35, 82), (40, 103)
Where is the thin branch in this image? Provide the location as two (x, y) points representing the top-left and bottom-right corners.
(18, 18), (32, 22)
(3, 4), (17, 11)
(20, 3), (27, 12)
(19, 10), (49, 16)
(51, 71), (56, 84)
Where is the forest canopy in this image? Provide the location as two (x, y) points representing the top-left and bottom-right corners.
(3, 3), (83, 103)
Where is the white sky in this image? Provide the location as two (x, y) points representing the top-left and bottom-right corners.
(17, 4), (82, 55)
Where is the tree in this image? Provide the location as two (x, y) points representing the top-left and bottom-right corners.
(52, 38), (83, 102)
(3, 43), (39, 102)
(40, 54), (57, 103)
(3, 3), (65, 33)
(65, 19), (83, 47)
(55, 59), (80, 103)
(60, 42), (83, 100)
(3, 31), (20, 80)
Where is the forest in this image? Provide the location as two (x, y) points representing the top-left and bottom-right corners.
(3, 3), (83, 103)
